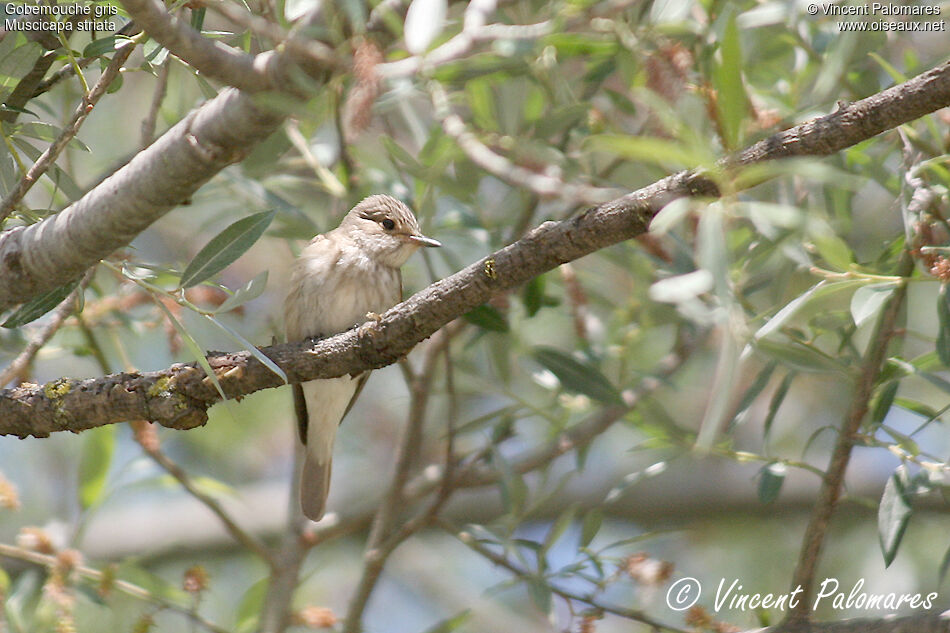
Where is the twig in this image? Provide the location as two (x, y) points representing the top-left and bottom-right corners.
(120, 0), (272, 92)
(203, 0), (339, 73)
(377, 21), (554, 79)
(786, 252), (914, 622)
(141, 59), (172, 147)
(139, 441), (276, 566)
(0, 543), (230, 633)
(0, 271), (92, 387)
(437, 519), (689, 633)
(0, 37), (139, 221)
(342, 324), (462, 633)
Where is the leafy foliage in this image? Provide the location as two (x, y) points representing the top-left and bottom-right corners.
(0, 1), (947, 632)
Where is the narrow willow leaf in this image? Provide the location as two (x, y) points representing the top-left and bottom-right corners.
(850, 283), (897, 328)
(939, 544), (950, 587)
(937, 284), (950, 366)
(812, 231), (853, 272)
(78, 426), (116, 509)
(214, 270), (269, 314)
(542, 505), (576, 554)
(585, 135), (709, 170)
(754, 281), (826, 340)
(154, 300), (228, 403)
(893, 397), (940, 420)
(526, 577), (552, 614)
(235, 577), (268, 633)
(464, 304), (509, 332)
(763, 372), (794, 439)
(421, 611), (472, 633)
(180, 210), (275, 288)
(204, 314), (288, 384)
(2, 280), (78, 328)
(82, 36), (116, 58)
(579, 508), (603, 548)
(732, 361), (777, 422)
(712, 9), (746, 149)
(757, 462), (785, 504)
(879, 466), (912, 567)
(532, 347), (623, 405)
(404, 0), (447, 54)
(870, 381), (899, 425)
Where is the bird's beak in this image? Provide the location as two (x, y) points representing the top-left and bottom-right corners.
(408, 234), (442, 248)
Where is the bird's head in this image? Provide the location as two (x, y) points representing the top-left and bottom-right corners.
(340, 194), (441, 268)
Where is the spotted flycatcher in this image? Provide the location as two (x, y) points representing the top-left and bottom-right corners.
(284, 194), (440, 520)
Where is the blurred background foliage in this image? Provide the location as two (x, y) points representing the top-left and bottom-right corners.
(0, 0), (949, 631)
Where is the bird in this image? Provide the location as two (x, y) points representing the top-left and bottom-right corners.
(284, 194), (441, 520)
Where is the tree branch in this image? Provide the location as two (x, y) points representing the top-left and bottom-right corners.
(119, 0), (273, 92)
(0, 61), (948, 438)
(0, 87), (284, 313)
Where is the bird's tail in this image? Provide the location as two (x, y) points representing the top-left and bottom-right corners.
(300, 452), (332, 521)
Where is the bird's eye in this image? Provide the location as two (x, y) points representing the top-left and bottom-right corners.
(381, 218), (395, 230)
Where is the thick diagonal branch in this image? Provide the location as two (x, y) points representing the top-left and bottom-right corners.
(0, 61), (948, 437)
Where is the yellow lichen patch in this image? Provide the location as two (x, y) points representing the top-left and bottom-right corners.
(484, 258), (498, 280)
(147, 376), (173, 399)
(44, 378), (72, 400)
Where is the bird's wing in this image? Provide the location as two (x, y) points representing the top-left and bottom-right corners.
(293, 382), (309, 444)
(340, 372), (370, 420)
(294, 369), (371, 446)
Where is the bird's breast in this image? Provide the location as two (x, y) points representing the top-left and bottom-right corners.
(285, 244), (401, 340)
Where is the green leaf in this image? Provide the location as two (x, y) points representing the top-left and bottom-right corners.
(712, 9), (747, 149)
(763, 372), (794, 439)
(532, 347), (623, 406)
(732, 361), (777, 422)
(2, 279), (79, 328)
(522, 275), (546, 317)
(754, 280), (861, 340)
(420, 611), (472, 633)
(757, 462), (785, 504)
(939, 544), (950, 587)
(811, 231), (853, 272)
(648, 269), (713, 304)
(78, 426), (116, 509)
(542, 505), (576, 554)
(215, 270), (269, 314)
(937, 284), (950, 366)
(180, 210), (275, 288)
(585, 135), (710, 170)
(526, 577), (552, 614)
(464, 304), (509, 332)
(650, 197), (693, 235)
(190, 6), (206, 30)
(753, 339), (845, 374)
(850, 283), (897, 328)
(466, 78), (497, 132)
(893, 397), (940, 421)
(82, 36), (116, 58)
(579, 508), (602, 548)
(870, 381), (899, 425)
(235, 577), (268, 633)
(154, 299), (228, 404)
(404, 0), (446, 54)
(879, 466), (912, 567)
(204, 314), (288, 384)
